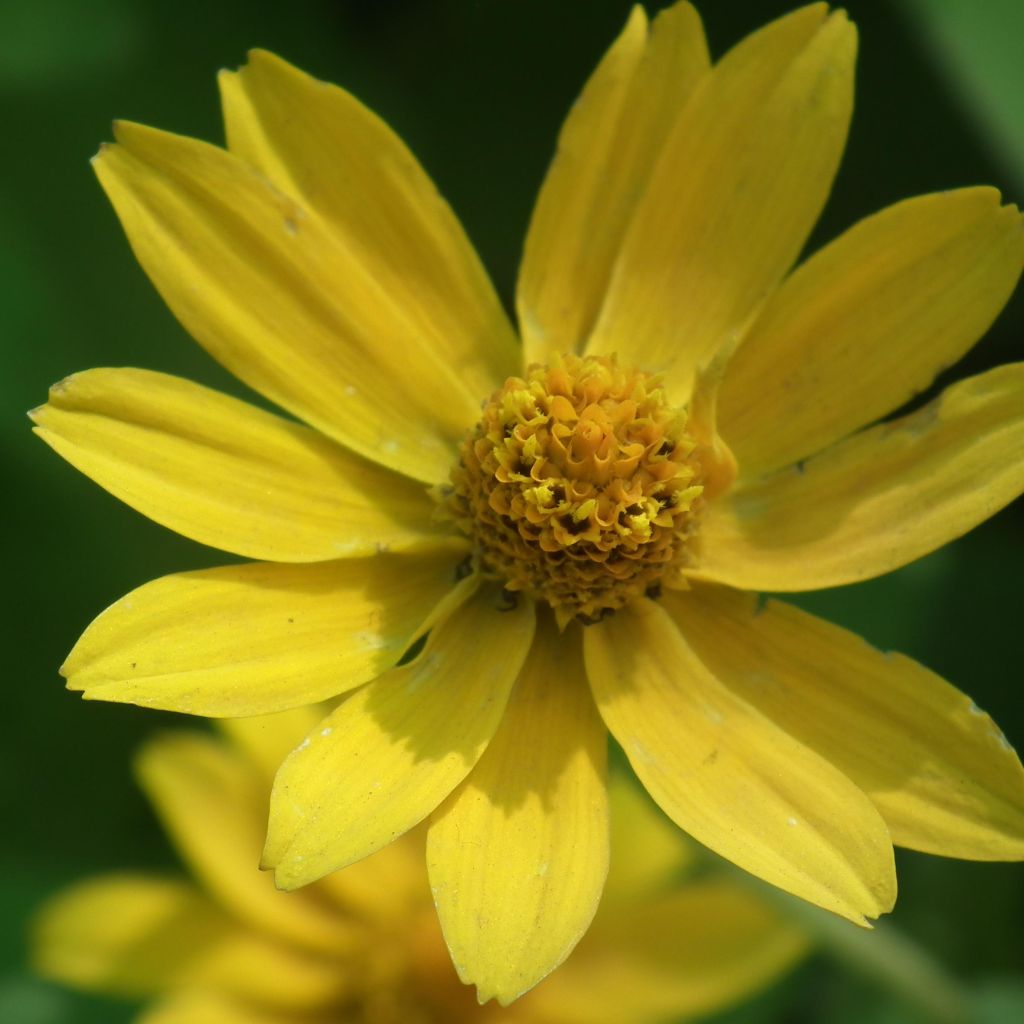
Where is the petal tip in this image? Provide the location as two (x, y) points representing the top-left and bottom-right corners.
(270, 870), (295, 893)
(623, 3), (648, 35)
(259, 832), (284, 872)
(270, 859), (311, 892)
(826, 7), (857, 45)
(243, 47), (289, 77)
(469, 978), (529, 1009)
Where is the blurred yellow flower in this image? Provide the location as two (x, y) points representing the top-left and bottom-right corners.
(33, 711), (806, 1024)
(32, 0), (1024, 1004)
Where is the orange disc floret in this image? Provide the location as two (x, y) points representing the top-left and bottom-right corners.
(448, 354), (704, 624)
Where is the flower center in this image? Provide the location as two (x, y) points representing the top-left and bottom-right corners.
(447, 354), (704, 625)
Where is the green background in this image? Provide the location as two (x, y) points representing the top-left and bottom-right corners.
(2, 0), (1022, 1021)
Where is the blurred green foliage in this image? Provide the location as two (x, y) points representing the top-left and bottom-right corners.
(2, 1), (1021, 1021)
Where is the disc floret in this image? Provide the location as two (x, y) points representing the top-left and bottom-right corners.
(448, 354), (704, 624)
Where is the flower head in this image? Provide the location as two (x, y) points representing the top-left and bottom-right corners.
(33, 0), (1024, 1004)
(33, 712), (806, 1023)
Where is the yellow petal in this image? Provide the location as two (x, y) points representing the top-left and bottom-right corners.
(33, 874), (228, 998)
(219, 50), (518, 402)
(218, 707), (330, 783)
(720, 189), (1024, 477)
(694, 363), (1024, 591)
(136, 732), (357, 956)
(584, 600), (895, 925)
(600, 775), (695, 910)
(586, 5), (855, 402)
(162, 928), (345, 1012)
(264, 586), (536, 888)
(32, 874), (345, 1010)
(517, 3), (709, 364)
(139, 993), (289, 1024)
(521, 880), (806, 1024)
(667, 585), (1024, 860)
(31, 368), (441, 561)
(427, 616), (608, 1005)
(63, 548), (462, 717)
(315, 829), (429, 926)
(93, 122), (478, 483)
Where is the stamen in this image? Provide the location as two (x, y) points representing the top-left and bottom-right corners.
(447, 354), (705, 625)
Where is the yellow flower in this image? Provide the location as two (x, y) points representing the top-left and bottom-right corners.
(32, 0), (1024, 1003)
(33, 711), (807, 1024)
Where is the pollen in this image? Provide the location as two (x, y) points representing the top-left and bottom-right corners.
(447, 354), (705, 625)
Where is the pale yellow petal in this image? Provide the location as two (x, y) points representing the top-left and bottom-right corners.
(136, 732), (357, 955)
(93, 122), (478, 483)
(521, 880), (806, 1024)
(694, 363), (1024, 591)
(315, 829), (429, 926)
(32, 874), (345, 1011)
(264, 586), (537, 888)
(31, 368), (441, 560)
(587, 5), (855, 402)
(427, 617), (608, 1005)
(63, 548), (463, 717)
(584, 599), (895, 925)
(33, 874), (229, 998)
(720, 189), (1024, 477)
(518, 3), (709, 364)
(219, 51), (518, 401)
(668, 585), (1024, 860)
(218, 707), (330, 783)
(600, 775), (695, 910)
(162, 931), (345, 1012)
(140, 993), (292, 1024)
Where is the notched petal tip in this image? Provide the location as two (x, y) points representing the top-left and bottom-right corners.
(270, 869), (297, 893)
(804, 5), (856, 68)
(106, 120), (188, 163)
(259, 835), (286, 875)
(236, 48), (302, 86)
(826, 860), (896, 929)
(40, 370), (89, 407)
(806, 0), (829, 14)
(971, 185), (1024, 231)
(467, 971), (537, 1009)
(960, 187), (1024, 235)
(823, 7), (857, 50)
(828, 881), (893, 930)
(269, 859), (314, 893)
(29, 370), (90, 413)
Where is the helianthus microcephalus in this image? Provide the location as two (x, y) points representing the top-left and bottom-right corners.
(33, 0), (1024, 1004)
(33, 710), (807, 1024)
